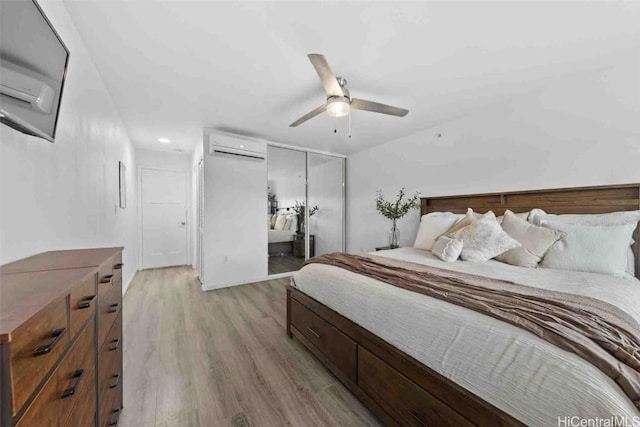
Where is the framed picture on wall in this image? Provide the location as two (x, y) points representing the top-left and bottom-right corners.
(119, 161), (126, 208)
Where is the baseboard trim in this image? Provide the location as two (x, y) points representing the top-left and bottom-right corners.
(122, 270), (137, 296)
(201, 272), (292, 292)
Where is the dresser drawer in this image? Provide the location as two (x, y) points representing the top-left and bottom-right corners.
(17, 319), (95, 427)
(66, 373), (96, 427)
(99, 343), (122, 427)
(97, 262), (115, 301)
(290, 298), (357, 382)
(99, 387), (122, 427)
(98, 280), (122, 347)
(111, 253), (123, 288)
(358, 347), (474, 427)
(69, 275), (97, 339)
(10, 296), (69, 416)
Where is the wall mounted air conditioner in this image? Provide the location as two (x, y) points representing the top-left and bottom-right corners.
(0, 61), (55, 114)
(208, 133), (267, 160)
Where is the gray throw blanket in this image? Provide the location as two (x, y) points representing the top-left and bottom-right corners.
(304, 253), (640, 410)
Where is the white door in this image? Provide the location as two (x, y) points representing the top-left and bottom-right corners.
(141, 168), (188, 269)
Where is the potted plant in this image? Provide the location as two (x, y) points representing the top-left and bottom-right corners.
(293, 200), (319, 234)
(375, 188), (419, 248)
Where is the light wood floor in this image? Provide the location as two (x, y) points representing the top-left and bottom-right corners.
(268, 255), (305, 275)
(120, 267), (381, 427)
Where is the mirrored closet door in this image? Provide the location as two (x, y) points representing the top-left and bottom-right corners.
(267, 146), (306, 275)
(307, 153), (345, 257)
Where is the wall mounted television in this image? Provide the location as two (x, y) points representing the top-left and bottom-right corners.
(0, 0), (70, 143)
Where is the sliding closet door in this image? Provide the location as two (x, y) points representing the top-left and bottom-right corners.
(267, 146), (307, 274)
(307, 153), (345, 256)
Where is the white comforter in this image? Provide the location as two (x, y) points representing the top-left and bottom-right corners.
(292, 247), (640, 426)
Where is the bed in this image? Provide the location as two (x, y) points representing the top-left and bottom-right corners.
(287, 183), (640, 426)
(268, 210), (298, 255)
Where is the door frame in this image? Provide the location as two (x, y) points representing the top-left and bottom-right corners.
(137, 166), (191, 270)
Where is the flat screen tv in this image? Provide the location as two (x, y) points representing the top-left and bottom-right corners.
(0, 0), (69, 142)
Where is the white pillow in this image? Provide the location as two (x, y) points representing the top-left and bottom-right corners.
(540, 222), (636, 279)
(495, 210), (565, 268)
(432, 236), (463, 262)
(453, 211), (521, 263)
(288, 215), (298, 232)
(537, 210), (639, 275)
(270, 214), (278, 228)
(537, 210), (640, 227)
(274, 215), (287, 230)
(443, 208), (480, 237)
(496, 211), (530, 224)
(414, 212), (464, 251)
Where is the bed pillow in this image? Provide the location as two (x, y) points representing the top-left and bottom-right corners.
(540, 222), (636, 279)
(496, 211), (530, 224)
(270, 214), (278, 228)
(495, 210), (565, 268)
(288, 215), (298, 232)
(536, 210), (639, 275)
(413, 212), (464, 251)
(452, 211), (521, 263)
(274, 215), (287, 230)
(432, 236), (463, 262)
(443, 208), (481, 237)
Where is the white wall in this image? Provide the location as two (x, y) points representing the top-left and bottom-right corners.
(136, 148), (191, 171)
(347, 52), (640, 254)
(190, 142), (204, 270)
(0, 1), (138, 292)
(201, 132), (267, 289)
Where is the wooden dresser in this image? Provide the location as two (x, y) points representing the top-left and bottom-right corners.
(0, 248), (124, 427)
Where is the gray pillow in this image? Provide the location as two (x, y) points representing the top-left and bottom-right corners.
(495, 210), (565, 268)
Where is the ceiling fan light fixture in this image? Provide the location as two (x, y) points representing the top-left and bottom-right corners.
(326, 96), (350, 118)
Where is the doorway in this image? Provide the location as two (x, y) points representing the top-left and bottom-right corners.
(140, 168), (188, 269)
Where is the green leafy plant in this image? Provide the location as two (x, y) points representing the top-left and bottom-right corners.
(293, 200), (318, 218)
(293, 200), (319, 234)
(375, 188), (419, 222)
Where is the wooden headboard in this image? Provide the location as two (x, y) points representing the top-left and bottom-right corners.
(420, 183), (640, 279)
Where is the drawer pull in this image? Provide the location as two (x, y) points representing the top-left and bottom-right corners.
(33, 328), (66, 356)
(100, 275), (114, 284)
(307, 327), (321, 339)
(109, 419), (118, 426)
(109, 337), (121, 351)
(410, 410), (428, 426)
(61, 369), (85, 398)
(108, 303), (120, 313)
(109, 372), (121, 389)
(114, 263), (124, 270)
(112, 408), (121, 414)
(78, 295), (96, 309)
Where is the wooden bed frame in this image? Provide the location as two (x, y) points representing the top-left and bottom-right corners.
(287, 183), (640, 426)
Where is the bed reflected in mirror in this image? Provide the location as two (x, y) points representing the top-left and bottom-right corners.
(267, 146), (306, 275)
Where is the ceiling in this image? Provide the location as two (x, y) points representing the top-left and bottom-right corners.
(63, 0), (640, 155)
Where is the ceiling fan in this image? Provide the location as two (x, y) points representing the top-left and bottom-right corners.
(289, 54), (409, 128)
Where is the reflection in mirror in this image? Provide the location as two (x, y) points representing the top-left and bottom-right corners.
(308, 153), (345, 257)
(267, 146), (306, 275)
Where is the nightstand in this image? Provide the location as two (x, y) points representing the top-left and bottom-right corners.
(375, 246), (398, 251)
(293, 234), (315, 257)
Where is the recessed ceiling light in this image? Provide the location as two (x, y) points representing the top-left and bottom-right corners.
(158, 137), (171, 143)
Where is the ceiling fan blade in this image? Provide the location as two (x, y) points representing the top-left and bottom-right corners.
(289, 104), (327, 127)
(351, 98), (409, 117)
(308, 54), (344, 97)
